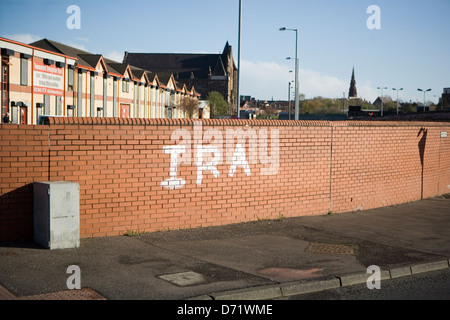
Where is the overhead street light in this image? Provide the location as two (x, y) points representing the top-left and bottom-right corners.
(280, 27), (299, 120)
(392, 88), (403, 115)
(417, 88), (431, 112)
(287, 58), (293, 74)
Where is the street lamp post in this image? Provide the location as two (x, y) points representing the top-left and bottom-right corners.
(417, 88), (431, 112)
(288, 81), (291, 120)
(280, 27), (299, 120)
(288, 81), (294, 120)
(392, 88), (403, 115)
(286, 57), (294, 119)
(343, 92), (346, 114)
(236, 0), (242, 118)
(377, 87), (387, 117)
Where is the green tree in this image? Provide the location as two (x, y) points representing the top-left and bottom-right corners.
(300, 97), (344, 114)
(206, 91), (229, 118)
(384, 100), (397, 113)
(401, 102), (417, 113)
(361, 102), (374, 110)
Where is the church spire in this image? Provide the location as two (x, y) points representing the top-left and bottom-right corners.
(349, 67), (357, 98)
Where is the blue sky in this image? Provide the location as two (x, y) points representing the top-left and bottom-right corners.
(1, 0), (449, 104)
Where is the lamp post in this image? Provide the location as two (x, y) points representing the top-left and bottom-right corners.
(417, 88), (431, 112)
(236, 0), (242, 118)
(280, 27), (299, 120)
(288, 81), (294, 120)
(377, 87), (387, 116)
(287, 60), (294, 116)
(343, 92), (346, 114)
(392, 88), (403, 114)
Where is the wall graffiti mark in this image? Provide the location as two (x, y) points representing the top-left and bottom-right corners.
(161, 122), (279, 190)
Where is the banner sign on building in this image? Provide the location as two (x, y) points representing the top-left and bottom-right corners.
(33, 61), (63, 96)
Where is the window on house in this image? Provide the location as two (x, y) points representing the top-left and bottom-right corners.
(67, 105), (75, 117)
(56, 96), (62, 115)
(44, 95), (50, 115)
(20, 58), (28, 86)
(68, 68), (74, 91)
(122, 79), (129, 93)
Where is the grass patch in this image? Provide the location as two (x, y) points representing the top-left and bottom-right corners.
(257, 214), (286, 222)
(123, 228), (144, 237)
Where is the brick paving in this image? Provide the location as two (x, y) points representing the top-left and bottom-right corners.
(0, 284), (106, 300)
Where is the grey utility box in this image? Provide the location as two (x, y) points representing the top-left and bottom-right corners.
(33, 181), (80, 249)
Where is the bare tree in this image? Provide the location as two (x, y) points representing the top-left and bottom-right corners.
(180, 96), (199, 119)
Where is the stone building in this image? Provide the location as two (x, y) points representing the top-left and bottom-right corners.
(123, 42), (237, 114)
(441, 88), (450, 109)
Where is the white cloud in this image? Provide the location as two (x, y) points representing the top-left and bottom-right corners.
(239, 60), (291, 100)
(298, 69), (347, 99)
(240, 60), (378, 102)
(2, 33), (41, 45)
(104, 50), (124, 63)
(358, 83), (378, 104)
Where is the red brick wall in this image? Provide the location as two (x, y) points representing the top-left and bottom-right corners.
(1, 118), (449, 241)
(0, 126), (49, 241)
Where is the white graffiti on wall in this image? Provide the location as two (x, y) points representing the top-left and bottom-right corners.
(161, 145), (186, 190)
(161, 122), (279, 190)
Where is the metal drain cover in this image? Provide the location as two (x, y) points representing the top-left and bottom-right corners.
(305, 242), (354, 255)
(158, 271), (207, 287)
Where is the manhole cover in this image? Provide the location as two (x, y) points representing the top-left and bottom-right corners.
(305, 242), (354, 255)
(158, 271), (207, 287)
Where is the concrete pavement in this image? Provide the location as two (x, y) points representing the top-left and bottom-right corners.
(0, 194), (449, 300)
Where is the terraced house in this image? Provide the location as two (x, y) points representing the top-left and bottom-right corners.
(1, 37), (206, 125)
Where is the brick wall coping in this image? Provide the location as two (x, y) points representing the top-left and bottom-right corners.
(39, 117), (450, 128)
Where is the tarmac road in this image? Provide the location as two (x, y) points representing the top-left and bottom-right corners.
(0, 194), (449, 300)
(277, 267), (450, 300)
